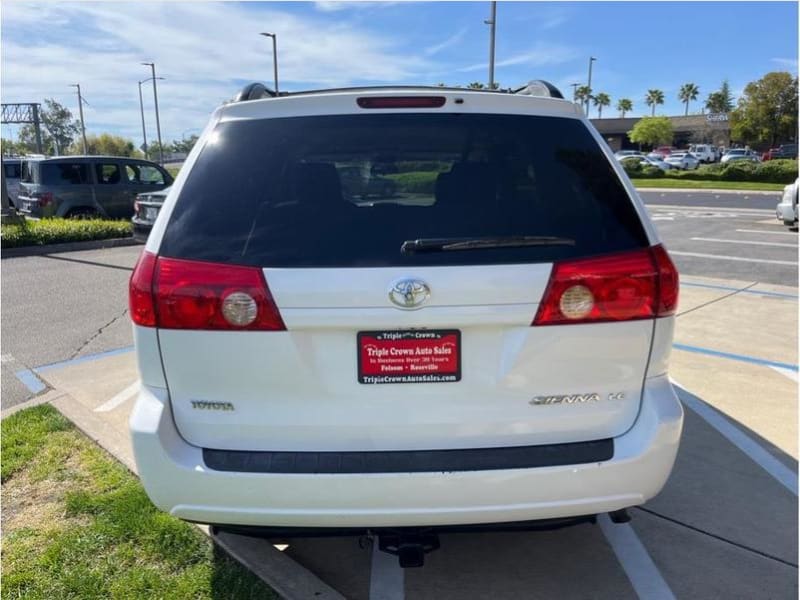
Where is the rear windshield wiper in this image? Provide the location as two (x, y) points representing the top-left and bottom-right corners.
(401, 235), (575, 254)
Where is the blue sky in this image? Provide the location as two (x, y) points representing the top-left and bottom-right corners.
(2, 1), (797, 146)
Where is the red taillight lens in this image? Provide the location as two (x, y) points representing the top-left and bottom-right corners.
(35, 191), (54, 207)
(129, 251), (157, 326)
(128, 253), (285, 331)
(651, 244), (679, 316)
(357, 96), (446, 109)
(533, 245), (679, 326)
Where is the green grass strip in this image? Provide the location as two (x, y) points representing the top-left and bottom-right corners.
(1, 404), (277, 600)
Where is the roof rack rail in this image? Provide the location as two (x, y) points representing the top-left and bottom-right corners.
(232, 82), (278, 102)
(512, 80), (564, 99)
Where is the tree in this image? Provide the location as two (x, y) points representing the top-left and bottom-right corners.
(171, 135), (199, 154)
(617, 98), (633, 118)
(575, 85), (592, 112)
(69, 133), (140, 157)
(730, 71), (798, 147)
(17, 98), (80, 155)
(628, 116), (674, 147)
(593, 92), (610, 118)
(2, 138), (30, 156)
(678, 83), (699, 116)
(467, 82), (485, 89)
(705, 80), (734, 114)
(644, 89), (665, 116)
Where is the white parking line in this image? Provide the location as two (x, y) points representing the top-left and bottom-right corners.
(690, 237), (797, 248)
(673, 381), (798, 496)
(736, 228), (798, 236)
(598, 514), (676, 600)
(669, 251), (798, 266)
(369, 539), (405, 600)
(94, 381), (139, 413)
(770, 366), (799, 383)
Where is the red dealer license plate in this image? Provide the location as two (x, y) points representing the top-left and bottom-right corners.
(357, 330), (461, 384)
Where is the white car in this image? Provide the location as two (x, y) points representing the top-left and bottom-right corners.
(614, 150), (645, 159)
(721, 149), (760, 164)
(665, 152), (701, 170)
(128, 83), (683, 564)
(619, 155), (672, 172)
(776, 178), (798, 227)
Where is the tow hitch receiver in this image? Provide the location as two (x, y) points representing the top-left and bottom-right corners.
(378, 532), (441, 568)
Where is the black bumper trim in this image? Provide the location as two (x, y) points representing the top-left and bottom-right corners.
(202, 439), (613, 474)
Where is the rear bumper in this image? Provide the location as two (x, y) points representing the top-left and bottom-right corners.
(130, 375), (683, 528)
(776, 201), (797, 223)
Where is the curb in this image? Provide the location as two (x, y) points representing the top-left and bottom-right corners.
(637, 187), (782, 195)
(1, 237), (140, 258)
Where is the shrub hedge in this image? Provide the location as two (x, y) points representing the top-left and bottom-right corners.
(1, 218), (132, 249)
(624, 158), (797, 184)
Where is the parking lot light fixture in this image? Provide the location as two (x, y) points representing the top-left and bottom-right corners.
(70, 84), (88, 154)
(142, 63), (164, 165)
(137, 80), (149, 159)
(259, 33), (279, 94)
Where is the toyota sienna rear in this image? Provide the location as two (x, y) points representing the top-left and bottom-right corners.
(129, 83), (683, 546)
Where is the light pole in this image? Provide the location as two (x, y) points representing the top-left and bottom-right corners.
(259, 33), (279, 93)
(138, 76), (164, 160)
(484, 2), (497, 89)
(586, 56), (597, 106)
(570, 82), (580, 103)
(70, 84), (88, 154)
(142, 62), (164, 164)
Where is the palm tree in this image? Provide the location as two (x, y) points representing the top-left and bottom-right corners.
(678, 83), (700, 116)
(467, 82), (485, 89)
(575, 85), (592, 113)
(593, 93), (610, 118)
(617, 98), (633, 117)
(645, 89), (665, 116)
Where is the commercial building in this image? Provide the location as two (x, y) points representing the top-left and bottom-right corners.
(590, 114), (730, 151)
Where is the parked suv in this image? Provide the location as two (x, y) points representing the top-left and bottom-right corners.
(17, 156), (172, 219)
(129, 84), (683, 557)
(2, 157), (22, 206)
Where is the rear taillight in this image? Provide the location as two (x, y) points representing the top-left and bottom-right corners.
(128, 252), (285, 331)
(357, 96), (446, 109)
(533, 245), (678, 326)
(130, 251), (157, 326)
(33, 191), (54, 207)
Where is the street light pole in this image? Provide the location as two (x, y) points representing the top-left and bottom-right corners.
(142, 62), (164, 165)
(259, 33), (279, 93)
(70, 84), (88, 154)
(570, 82), (580, 103)
(484, 2), (497, 89)
(586, 56), (597, 115)
(137, 80), (148, 159)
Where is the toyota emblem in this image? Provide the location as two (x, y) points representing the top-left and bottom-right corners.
(388, 279), (430, 309)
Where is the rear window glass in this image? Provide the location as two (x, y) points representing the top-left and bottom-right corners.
(4, 163), (21, 178)
(160, 114), (648, 267)
(41, 163), (89, 185)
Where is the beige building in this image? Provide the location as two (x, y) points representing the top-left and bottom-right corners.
(590, 114), (731, 151)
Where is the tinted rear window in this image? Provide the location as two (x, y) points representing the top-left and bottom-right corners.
(41, 163), (89, 185)
(160, 114), (648, 267)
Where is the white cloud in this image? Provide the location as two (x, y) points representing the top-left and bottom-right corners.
(456, 44), (578, 73)
(424, 27), (468, 56)
(1, 2), (436, 142)
(771, 57), (798, 72)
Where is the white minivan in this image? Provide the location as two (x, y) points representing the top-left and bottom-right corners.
(129, 83), (683, 565)
(688, 144), (716, 163)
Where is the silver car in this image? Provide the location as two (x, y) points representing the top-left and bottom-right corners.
(721, 149), (760, 164)
(664, 152), (700, 170)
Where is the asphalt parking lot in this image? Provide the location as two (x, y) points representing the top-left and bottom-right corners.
(2, 189), (797, 599)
